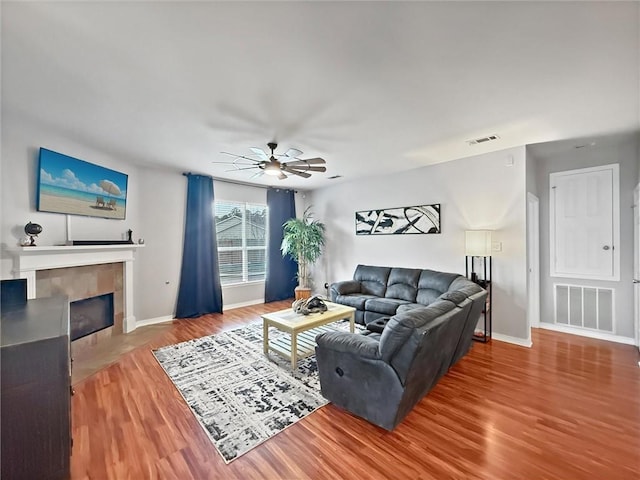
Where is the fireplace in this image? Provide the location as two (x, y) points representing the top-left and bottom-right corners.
(70, 293), (115, 341)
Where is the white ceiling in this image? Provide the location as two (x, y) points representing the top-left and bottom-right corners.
(2, 1), (639, 189)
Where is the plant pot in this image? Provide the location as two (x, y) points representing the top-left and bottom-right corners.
(294, 286), (312, 301)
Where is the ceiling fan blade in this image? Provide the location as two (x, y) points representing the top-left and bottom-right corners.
(225, 166), (260, 172)
(249, 147), (269, 160)
(219, 152), (262, 164)
(282, 166), (311, 178)
(292, 165), (326, 173)
(278, 172), (288, 180)
(284, 158), (326, 167)
(250, 171), (265, 179)
(281, 148), (303, 159)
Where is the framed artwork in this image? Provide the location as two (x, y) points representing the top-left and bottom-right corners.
(356, 204), (440, 235)
(37, 148), (128, 220)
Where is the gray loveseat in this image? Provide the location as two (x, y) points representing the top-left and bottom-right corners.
(317, 265), (486, 430)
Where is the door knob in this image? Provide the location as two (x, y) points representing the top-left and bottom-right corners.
(603, 245), (610, 250)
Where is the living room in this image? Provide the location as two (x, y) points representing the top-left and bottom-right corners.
(1, 2), (640, 479)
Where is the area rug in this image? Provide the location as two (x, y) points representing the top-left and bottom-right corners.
(152, 319), (359, 463)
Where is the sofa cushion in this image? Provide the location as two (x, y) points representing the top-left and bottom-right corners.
(416, 270), (461, 305)
(385, 268), (421, 302)
(378, 299), (456, 362)
(354, 265), (391, 296)
(447, 276), (484, 296)
(396, 303), (424, 314)
(365, 297), (410, 315)
(438, 290), (468, 305)
(335, 294), (378, 310)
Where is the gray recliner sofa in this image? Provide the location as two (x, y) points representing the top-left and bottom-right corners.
(317, 265), (486, 430)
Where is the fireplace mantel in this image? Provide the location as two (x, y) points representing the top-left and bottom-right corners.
(9, 244), (144, 333)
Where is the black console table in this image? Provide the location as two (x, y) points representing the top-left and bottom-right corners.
(1, 295), (72, 480)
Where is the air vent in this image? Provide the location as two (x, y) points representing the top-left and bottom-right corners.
(327, 175), (343, 180)
(468, 134), (500, 145)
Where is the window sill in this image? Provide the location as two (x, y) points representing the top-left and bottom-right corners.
(221, 280), (266, 289)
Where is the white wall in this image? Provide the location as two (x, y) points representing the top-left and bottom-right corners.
(135, 167), (185, 320)
(0, 115), (142, 314)
(135, 174), (307, 319)
(309, 147), (529, 340)
(1, 116), (306, 321)
(533, 137), (638, 339)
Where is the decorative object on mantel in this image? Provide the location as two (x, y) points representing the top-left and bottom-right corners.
(71, 229), (135, 246)
(281, 207), (325, 300)
(23, 222), (43, 246)
(465, 230), (493, 343)
(355, 204), (441, 235)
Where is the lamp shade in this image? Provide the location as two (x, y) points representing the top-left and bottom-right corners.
(465, 230), (492, 256)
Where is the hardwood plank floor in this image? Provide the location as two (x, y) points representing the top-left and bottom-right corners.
(71, 301), (640, 479)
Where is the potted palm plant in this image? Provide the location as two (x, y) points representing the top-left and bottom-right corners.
(281, 207), (326, 300)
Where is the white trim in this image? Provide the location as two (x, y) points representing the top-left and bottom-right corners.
(549, 163), (620, 281)
(527, 192), (540, 329)
(491, 333), (532, 348)
(222, 280), (265, 289)
(136, 315), (174, 328)
(539, 322), (635, 346)
(8, 244), (142, 333)
(223, 298), (265, 311)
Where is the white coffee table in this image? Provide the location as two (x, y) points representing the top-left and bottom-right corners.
(262, 301), (356, 369)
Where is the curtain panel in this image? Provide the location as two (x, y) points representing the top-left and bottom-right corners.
(175, 174), (223, 318)
(264, 188), (298, 302)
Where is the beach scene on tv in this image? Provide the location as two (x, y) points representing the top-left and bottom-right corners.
(37, 149), (128, 220)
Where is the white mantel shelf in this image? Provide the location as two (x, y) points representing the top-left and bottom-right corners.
(9, 244), (144, 333)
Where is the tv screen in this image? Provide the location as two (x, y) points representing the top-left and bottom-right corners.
(37, 148), (128, 220)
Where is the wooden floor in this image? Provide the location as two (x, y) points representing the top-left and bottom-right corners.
(71, 301), (640, 479)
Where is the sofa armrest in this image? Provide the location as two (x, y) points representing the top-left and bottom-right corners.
(315, 333), (404, 430)
(329, 280), (361, 300)
(316, 331), (381, 360)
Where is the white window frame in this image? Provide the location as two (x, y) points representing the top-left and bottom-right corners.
(214, 201), (268, 286)
(549, 163), (620, 281)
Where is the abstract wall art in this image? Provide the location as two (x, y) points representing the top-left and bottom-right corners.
(355, 204), (441, 235)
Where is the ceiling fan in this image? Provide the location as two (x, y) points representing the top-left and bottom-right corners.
(213, 142), (327, 180)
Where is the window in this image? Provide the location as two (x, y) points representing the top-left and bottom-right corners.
(214, 201), (267, 285)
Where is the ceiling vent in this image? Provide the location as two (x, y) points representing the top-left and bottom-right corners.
(468, 134), (500, 145)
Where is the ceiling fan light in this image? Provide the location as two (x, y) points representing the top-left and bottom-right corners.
(264, 163), (281, 176)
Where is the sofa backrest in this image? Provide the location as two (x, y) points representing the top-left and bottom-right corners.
(385, 268), (421, 301)
(416, 269), (460, 305)
(378, 299), (455, 362)
(354, 265), (391, 296)
(380, 300), (464, 384)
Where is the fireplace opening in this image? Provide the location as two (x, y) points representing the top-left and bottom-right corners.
(70, 293), (114, 341)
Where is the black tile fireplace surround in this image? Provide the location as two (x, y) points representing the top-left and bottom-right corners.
(70, 293), (114, 341)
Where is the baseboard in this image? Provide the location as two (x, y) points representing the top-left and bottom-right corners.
(223, 298), (265, 312)
(537, 323), (636, 346)
(136, 315), (174, 328)
(491, 333), (532, 348)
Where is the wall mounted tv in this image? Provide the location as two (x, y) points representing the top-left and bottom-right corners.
(37, 148), (128, 220)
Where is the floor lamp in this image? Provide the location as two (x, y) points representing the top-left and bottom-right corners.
(465, 230), (492, 342)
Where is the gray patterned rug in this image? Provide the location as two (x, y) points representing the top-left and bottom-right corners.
(152, 319), (358, 463)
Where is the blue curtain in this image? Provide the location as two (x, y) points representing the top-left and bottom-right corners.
(175, 174), (223, 318)
(265, 188), (298, 302)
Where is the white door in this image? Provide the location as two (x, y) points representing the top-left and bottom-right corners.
(634, 184), (639, 353)
(527, 193), (540, 329)
(550, 164), (619, 280)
